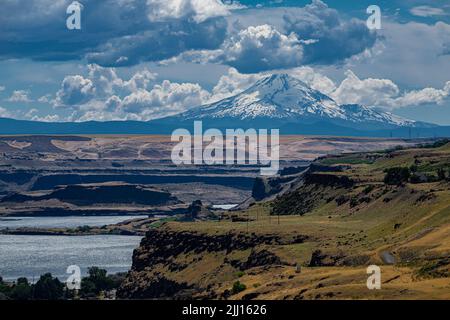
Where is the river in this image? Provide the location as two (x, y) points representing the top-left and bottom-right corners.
(0, 215), (144, 229)
(0, 216), (143, 281)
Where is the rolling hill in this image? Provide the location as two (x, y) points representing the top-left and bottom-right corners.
(118, 140), (450, 299)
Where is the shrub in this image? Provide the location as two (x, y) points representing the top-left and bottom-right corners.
(80, 279), (97, 297)
(0, 276), (11, 297)
(335, 195), (349, 206)
(362, 185), (375, 194)
(10, 278), (32, 300)
(33, 273), (64, 300)
(231, 281), (246, 295)
(410, 174), (422, 184)
(349, 197), (359, 208)
(415, 258), (450, 279)
(80, 267), (114, 297)
(359, 196), (371, 204)
(384, 167), (411, 185)
(425, 174), (438, 183)
(421, 139), (450, 149)
(437, 168), (446, 181)
(76, 225), (92, 233)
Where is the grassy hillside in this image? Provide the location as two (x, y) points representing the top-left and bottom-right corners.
(119, 141), (450, 300)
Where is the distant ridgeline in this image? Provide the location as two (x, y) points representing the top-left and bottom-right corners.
(1, 118), (449, 137)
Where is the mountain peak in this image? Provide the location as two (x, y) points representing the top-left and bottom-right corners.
(181, 72), (344, 121)
(176, 73), (417, 129)
(254, 73), (308, 91)
(262, 73), (294, 82)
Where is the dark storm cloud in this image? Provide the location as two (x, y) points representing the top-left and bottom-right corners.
(283, 0), (377, 65)
(177, 0), (378, 73)
(0, 0), (228, 65)
(86, 18), (227, 67)
(0, 0), (376, 71)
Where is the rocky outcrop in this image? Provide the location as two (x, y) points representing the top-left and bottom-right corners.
(118, 227), (307, 298)
(251, 170), (307, 202)
(252, 177), (272, 201)
(308, 250), (345, 267)
(239, 249), (284, 270)
(186, 200), (213, 220)
(1, 183), (180, 206)
(304, 173), (354, 188)
(118, 275), (191, 299)
(130, 229), (305, 271)
(269, 169), (354, 216)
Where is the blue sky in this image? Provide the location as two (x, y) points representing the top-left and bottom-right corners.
(0, 0), (449, 124)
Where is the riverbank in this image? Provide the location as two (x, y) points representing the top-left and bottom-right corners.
(0, 215), (180, 236)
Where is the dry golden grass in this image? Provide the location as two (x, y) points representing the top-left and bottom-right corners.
(124, 142), (450, 300)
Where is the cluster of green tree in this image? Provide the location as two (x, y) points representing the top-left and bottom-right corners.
(418, 139), (450, 149)
(384, 167), (412, 185)
(231, 281), (246, 295)
(80, 267), (122, 298)
(0, 267), (123, 300)
(384, 139), (449, 154)
(0, 273), (68, 300)
(384, 166), (450, 185)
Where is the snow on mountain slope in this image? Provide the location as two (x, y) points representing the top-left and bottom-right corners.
(178, 74), (418, 128)
(339, 104), (416, 127)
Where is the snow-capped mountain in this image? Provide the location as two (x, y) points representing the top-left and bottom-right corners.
(1, 74), (442, 136)
(174, 73), (420, 130)
(0, 74), (438, 137)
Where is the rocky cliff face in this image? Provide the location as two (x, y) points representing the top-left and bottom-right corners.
(117, 227), (307, 299)
(1, 183), (180, 206)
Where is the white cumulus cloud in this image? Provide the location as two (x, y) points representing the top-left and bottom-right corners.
(331, 70), (400, 106)
(7, 90), (32, 103)
(210, 67), (265, 102)
(286, 66), (337, 95)
(30, 64), (450, 122)
(87, 64), (124, 96)
(123, 69), (157, 92)
(146, 0), (231, 23)
(54, 75), (96, 107)
(121, 80), (210, 118)
(410, 6), (447, 17)
(25, 108), (60, 122)
(392, 82), (450, 108)
(330, 70), (450, 110)
(217, 24), (304, 73)
(38, 94), (52, 103)
(0, 106), (13, 118)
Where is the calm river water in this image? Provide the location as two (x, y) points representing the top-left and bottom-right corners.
(0, 216), (143, 281)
